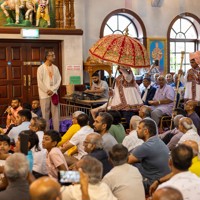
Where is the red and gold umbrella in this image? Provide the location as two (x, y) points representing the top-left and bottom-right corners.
(89, 34), (150, 68)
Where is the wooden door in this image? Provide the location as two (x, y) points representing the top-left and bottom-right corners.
(0, 39), (61, 105)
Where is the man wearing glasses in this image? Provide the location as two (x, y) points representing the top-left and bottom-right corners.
(37, 50), (61, 131)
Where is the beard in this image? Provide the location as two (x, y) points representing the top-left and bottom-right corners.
(93, 80), (99, 84)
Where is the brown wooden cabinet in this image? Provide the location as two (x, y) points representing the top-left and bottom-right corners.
(0, 39), (62, 105)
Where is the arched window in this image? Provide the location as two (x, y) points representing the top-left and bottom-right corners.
(100, 9), (147, 75)
(168, 13), (200, 73)
(103, 13), (138, 37)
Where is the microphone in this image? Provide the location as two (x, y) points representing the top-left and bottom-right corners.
(4, 106), (11, 114)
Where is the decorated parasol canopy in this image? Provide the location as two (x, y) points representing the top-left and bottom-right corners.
(89, 33), (150, 68)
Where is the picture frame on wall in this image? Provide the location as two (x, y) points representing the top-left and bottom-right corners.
(147, 38), (167, 74)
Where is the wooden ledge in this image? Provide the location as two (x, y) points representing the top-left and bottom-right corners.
(0, 27), (83, 35)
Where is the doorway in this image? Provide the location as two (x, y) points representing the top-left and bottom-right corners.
(0, 39), (62, 105)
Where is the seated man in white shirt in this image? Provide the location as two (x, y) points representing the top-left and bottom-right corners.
(178, 117), (200, 146)
(61, 156), (117, 200)
(8, 109), (31, 143)
(122, 115), (143, 152)
(152, 187), (183, 200)
(61, 113), (93, 166)
(157, 144), (200, 200)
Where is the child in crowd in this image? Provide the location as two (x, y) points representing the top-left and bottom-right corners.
(42, 130), (68, 179)
(15, 130), (40, 171)
(0, 135), (11, 189)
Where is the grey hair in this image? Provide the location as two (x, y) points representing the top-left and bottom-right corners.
(130, 115), (142, 130)
(174, 115), (183, 127)
(4, 153), (29, 181)
(72, 111), (85, 118)
(88, 133), (103, 149)
(80, 156), (103, 184)
(32, 117), (46, 131)
(141, 106), (151, 118)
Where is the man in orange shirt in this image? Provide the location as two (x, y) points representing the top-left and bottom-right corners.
(6, 98), (22, 128)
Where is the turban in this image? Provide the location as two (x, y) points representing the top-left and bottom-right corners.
(189, 51), (200, 65)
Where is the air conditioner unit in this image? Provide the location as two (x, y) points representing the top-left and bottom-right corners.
(151, 0), (163, 7)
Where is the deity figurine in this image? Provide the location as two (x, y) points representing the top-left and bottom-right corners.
(36, 0), (50, 26)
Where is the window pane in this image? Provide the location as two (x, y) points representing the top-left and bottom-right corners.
(176, 53), (182, 65)
(170, 64), (176, 73)
(181, 19), (192, 33)
(118, 16), (131, 33)
(127, 24), (137, 37)
(170, 42), (175, 52)
(170, 53), (176, 65)
(185, 53), (190, 64)
(107, 16), (118, 31)
(104, 14), (138, 38)
(172, 19), (181, 33)
(185, 64), (191, 72)
(176, 32), (185, 39)
(185, 26), (197, 39)
(175, 42), (185, 52)
(170, 29), (176, 38)
(104, 25), (114, 36)
(186, 42), (195, 52)
(113, 30), (123, 34)
(169, 17), (198, 73)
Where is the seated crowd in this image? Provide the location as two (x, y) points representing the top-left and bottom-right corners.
(0, 96), (200, 200)
(1, 53), (200, 200)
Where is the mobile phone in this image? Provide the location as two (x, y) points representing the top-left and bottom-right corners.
(20, 133), (29, 155)
(58, 170), (80, 185)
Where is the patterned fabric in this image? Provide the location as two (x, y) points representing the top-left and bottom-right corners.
(89, 34), (150, 68)
(186, 67), (200, 100)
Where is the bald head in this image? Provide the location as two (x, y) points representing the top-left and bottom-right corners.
(87, 133), (102, 144)
(30, 177), (61, 200)
(183, 140), (199, 157)
(153, 187), (183, 200)
(84, 133), (103, 153)
(157, 75), (166, 88)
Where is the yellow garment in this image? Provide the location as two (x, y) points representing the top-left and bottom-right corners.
(58, 124), (80, 146)
(189, 156), (200, 177)
(58, 124), (80, 156)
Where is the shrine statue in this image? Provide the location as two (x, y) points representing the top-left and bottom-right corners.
(0, 0), (35, 24)
(36, 0), (50, 27)
(1, 0), (21, 24)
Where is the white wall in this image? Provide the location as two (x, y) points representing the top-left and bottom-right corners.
(75, 0), (200, 61)
(0, 33), (83, 85)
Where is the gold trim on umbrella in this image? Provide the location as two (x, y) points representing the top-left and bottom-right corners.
(89, 34), (150, 68)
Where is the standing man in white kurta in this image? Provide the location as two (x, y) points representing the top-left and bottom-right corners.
(37, 50), (61, 131)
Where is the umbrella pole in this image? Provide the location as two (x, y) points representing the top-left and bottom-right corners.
(105, 66), (119, 111)
(170, 51), (185, 130)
